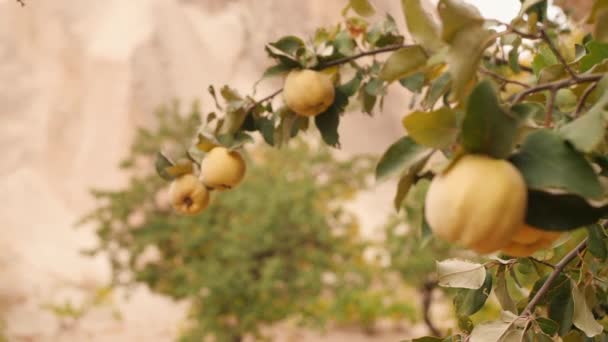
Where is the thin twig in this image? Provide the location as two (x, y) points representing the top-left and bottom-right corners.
(421, 280), (441, 337)
(540, 29), (578, 80)
(574, 82), (599, 117)
(528, 257), (556, 269)
(15, 0), (25, 6)
(480, 67), (530, 88)
(523, 239), (588, 316)
(545, 87), (557, 127)
(317, 44), (418, 69)
(512, 73), (604, 104)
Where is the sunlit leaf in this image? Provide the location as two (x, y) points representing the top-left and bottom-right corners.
(571, 280), (603, 337)
(436, 259), (486, 289)
(380, 45), (428, 82)
(401, 0), (444, 52)
(437, 0), (484, 43)
(403, 107), (458, 148)
(155, 152), (176, 181)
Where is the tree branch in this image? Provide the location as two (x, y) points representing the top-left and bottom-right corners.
(421, 280), (441, 337)
(523, 239), (588, 316)
(15, 0), (25, 5)
(540, 29), (578, 80)
(575, 82), (599, 117)
(512, 73), (604, 104)
(479, 67), (530, 88)
(545, 87), (557, 127)
(248, 44), (413, 109)
(317, 44), (417, 69)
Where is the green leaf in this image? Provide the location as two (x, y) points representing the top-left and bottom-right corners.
(194, 132), (220, 152)
(339, 72), (363, 97)
(401, 0), (444, 52)
(393, 154), (431, 210)
(437, 259), (486, 289)
(587, 224), (608, 261)
(453, 273), (492, 316)
(375, 136), (432, 181)
(403, 107), (458, 148)
(462, 81), (520, 158)
(510, 130), (603, 199)
(438, 0), (484, 43)
(447, 25), (493, 100)
(256, 116), (275, 146)
(525, 190), (607, 231)
(560, 77), (608, 153)
(380, 46), (428, 82)
(155, 152), (176, 181)
(404, 179), (431, 233)
(350, 0), (376, 17)
(315, 87), (348, 147)
(267, 36), (305, 57)
(261, 63), (293, 79)
(399, 72), (426, 92)
(536, 317), (559, 336)
(422, 72), (451, 109)
(546, 275), (574, 336)
(495, 266), (517, 314)
(580, 40), (608, 72)
(571, 280), (603, 337)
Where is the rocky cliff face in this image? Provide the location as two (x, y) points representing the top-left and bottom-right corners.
(0, 0), (407, 340)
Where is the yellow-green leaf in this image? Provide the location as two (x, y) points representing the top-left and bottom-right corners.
(402, 0), (444, 52)
(447, 24), (492, 100)
(350, 0), (376, 17)
(438, 0), (484, 43)
(380, 45), (428, 82)
(402, 107), (458, 148)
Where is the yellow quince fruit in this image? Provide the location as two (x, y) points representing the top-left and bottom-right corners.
(169, 174), (210, 215)
(283, 69), (335, 117)
(200, 147), (246, 190)
(425, 154), (528, 254)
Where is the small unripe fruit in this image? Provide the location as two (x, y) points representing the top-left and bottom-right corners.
(169, 174), (210, 215)
(283, 69), (335, 117)
(501, 225), (561, 257)
(200, 147), (246, 190)
(424, 154), (527, 254)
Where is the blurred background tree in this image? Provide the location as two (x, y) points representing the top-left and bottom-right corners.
(80, 102), (416, 341)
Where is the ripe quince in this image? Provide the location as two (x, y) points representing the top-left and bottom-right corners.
(424, 154), (527, 254)
(283, 69), (335, 117)
(200, 147), (246, 190)
(169, 174), (210, 215)
(501, 224), (561, 257)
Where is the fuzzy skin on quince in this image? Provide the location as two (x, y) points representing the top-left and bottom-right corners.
(169, 174), (210, 215)
(283, 69), (335, 117)
(200, 147), (246, 190)
(424, 154), (527, 254)
(501, 224), (561, 257)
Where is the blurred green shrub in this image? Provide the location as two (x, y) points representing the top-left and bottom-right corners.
(81, 102), (412, 341)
